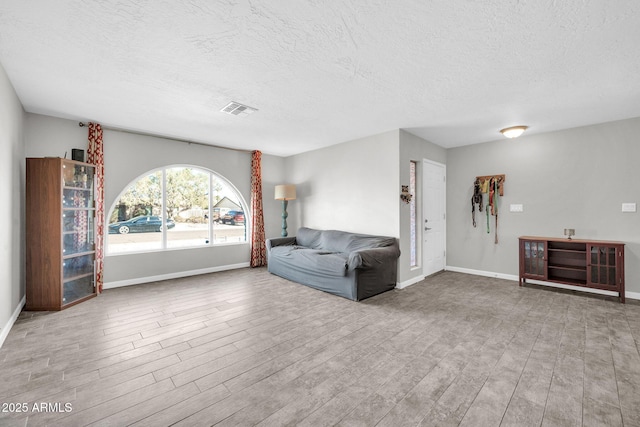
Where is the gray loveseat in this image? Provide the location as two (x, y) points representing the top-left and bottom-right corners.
(266, 227), (400, 301)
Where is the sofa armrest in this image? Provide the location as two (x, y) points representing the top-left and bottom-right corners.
(347, 245), (401, 270)
(266, 236), (297, 251)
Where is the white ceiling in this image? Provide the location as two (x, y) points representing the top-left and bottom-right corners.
(1, 1), (639, 157)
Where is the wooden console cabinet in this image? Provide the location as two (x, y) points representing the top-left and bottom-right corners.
(519, 236), (625, 303)
(26, 158), (97, 310)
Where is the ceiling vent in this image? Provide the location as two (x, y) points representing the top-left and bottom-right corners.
(220, 101), (258, 117)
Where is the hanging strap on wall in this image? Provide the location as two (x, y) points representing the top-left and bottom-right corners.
(472, 197), (476, 227)
(494, 178), (499, 244)
(486, 196), (490, 234)
(488, 177), (495, 215)
(472, 174), (505, 239)
(471, 179), (483, 227)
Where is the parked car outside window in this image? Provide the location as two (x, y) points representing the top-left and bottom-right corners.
(204, 208), (225, 223)
(220, 211), (245, 225)
(108, 216), (176, 234)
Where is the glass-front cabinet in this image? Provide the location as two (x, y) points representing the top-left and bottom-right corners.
(519, 239), (547, 283)
(588, 244), (623, 289)
(519, 236), (625, 303)
(62, 161), (96, 305)
(26, 158), (97, 310)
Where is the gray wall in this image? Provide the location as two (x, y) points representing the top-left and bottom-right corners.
(285, 130), (400, 238)
(398, 130), (447, 285)
(283, 129), (448, 287)
(24, 113), (285, 286)
(0, 62), (25, 346)
(446, 117), (640, 293)
(25, 113), (90, 157)
(16, 109), (640, 302)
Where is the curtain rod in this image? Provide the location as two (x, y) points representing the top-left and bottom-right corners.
(78, 122), (253, 153)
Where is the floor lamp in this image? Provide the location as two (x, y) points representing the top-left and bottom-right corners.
(275, 184), (296, 237)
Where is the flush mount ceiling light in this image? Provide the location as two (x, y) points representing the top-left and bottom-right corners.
(500, 125), (528, 138)
(220, 101), (258, 117)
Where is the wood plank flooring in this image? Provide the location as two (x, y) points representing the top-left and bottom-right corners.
(1, 268), (639, 426)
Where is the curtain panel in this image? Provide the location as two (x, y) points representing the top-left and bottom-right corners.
(87, 123), (105, 292)
(250, 150), (266, 267)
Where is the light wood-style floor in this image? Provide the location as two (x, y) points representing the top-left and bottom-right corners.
(1, 268), (639, 426)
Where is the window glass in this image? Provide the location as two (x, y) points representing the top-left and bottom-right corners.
(166, 167), (210, 249)
(107, 166), (247, 254)
(211, 180), (247, 244)
(409, 161), (417, 267)
(108, 171), (162, 253)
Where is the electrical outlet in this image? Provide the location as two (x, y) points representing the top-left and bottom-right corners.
(622, 203), (637, 212)
(510, 204), (524, 212)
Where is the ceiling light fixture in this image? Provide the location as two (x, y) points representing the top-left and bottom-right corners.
(500, 125), (528, 138)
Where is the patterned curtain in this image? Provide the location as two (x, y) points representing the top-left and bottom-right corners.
(87, 123), (105, 293)
(250, 150), (266, 267)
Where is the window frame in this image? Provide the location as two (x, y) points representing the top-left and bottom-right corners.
(105, 164), (250, 256)
(409, 160), (418, 268)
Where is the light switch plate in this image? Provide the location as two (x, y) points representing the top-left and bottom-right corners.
(622, 203), (637, 212)
(510, 204), (524, 212)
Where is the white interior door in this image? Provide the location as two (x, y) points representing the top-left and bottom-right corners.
(423, 160), (446, 277)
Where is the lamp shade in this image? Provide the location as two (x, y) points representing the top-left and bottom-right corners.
(275, 184), (296, 200)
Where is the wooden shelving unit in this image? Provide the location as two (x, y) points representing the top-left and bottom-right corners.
(519, 236), (625, 303)
(26, 158), (97, 310)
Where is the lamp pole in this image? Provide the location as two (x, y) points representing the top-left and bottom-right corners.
(281, 199), (289, 237)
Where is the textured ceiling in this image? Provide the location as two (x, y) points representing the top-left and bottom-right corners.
(1, 0), (639, 156)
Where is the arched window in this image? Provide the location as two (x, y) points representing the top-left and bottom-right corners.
(106, 166), (248, 255)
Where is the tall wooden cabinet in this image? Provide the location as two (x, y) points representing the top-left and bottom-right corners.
(519, 236), (625, 303)
(26, 158), (97, 310)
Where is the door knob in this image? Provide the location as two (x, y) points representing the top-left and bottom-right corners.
(425, 227), (432, 231)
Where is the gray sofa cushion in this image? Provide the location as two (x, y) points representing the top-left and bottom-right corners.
(269, 246), (348, 277)
(297, 227), (396, 253)
(296, 227), (323, 249)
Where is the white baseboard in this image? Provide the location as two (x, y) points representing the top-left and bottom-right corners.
(0, 296), (26, 349)
(445, 265), (639, 301)
(445, 266), (518, 282)
(103, 262), (251, 290)
(396, 274), (426, 290)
